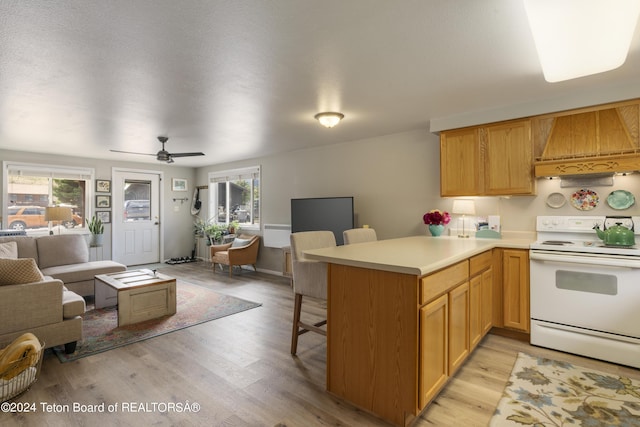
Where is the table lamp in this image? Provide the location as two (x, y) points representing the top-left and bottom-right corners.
(452, 200), (476, 238)
(45, 206), (72, 235)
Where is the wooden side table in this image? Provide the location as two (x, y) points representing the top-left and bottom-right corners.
(94, 269), (176, 326)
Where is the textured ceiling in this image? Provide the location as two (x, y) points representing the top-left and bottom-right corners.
(1, 0), (639, 167)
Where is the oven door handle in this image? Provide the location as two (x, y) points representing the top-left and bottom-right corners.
(530, 251), (640, 269)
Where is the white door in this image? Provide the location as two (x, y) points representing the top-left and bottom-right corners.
(112, 169), (161, 266)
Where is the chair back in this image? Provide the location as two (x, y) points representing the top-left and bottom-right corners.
(289, 231), (336, 300)
(343, 228), (377, 245)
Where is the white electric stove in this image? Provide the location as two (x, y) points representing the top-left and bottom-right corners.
(529, 215), (640, 368)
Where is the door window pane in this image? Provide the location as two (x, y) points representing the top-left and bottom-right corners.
(123, 180), (151, 222)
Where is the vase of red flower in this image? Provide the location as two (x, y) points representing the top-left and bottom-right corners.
(423, 209), (451, 237)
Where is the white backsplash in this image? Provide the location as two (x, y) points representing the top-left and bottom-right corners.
(448, 174), (640, 234)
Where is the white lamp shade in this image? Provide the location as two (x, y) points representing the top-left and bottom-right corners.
(524, 0), (640, 82)
(45, 206), (73, 222)
(452, 199), (476, 215)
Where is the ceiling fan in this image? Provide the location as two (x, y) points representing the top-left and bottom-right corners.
(110, 136), (205, 163)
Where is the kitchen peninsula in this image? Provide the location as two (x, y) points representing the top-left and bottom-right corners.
(305, 235), (531, 426)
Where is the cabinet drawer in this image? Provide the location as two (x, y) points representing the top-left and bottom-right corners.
(421, 260), (469, 305)
(470, 250), (492, 276)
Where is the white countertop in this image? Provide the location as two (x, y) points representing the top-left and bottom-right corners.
(304, 235), (533, 276)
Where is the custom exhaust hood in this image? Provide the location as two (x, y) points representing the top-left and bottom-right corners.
(533, 100), (640, 177)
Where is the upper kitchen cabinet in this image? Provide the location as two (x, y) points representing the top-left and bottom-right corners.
(440, 120), (535, 197)
(533, 99), (640, 177)
(440, 127), (482, 196)
(484, 120), (534, 195)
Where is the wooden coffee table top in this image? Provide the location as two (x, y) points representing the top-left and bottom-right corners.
(95, 269), (175, 291)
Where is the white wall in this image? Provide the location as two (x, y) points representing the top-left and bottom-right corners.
(196, 128), (640, 273)
(5, 126), (640, 273)
(1, 149), (197, 262)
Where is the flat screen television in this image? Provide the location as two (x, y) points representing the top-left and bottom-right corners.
(291, 197), (354, 245)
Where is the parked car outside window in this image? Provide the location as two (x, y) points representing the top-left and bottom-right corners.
(231, 205), (251, 223)
(123, 200), (150, 221)
(7, 205), (83, 230)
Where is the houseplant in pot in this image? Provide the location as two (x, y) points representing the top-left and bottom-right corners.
(88, 214), (104, 247)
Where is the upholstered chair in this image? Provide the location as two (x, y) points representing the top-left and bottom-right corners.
(289, 230), (336, 355)
(210, 234), (260, 277)
(343, 228), (377, 245)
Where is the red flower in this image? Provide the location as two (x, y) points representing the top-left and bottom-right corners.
(423, 209), (451, 226)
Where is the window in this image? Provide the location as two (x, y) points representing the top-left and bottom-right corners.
(123, 180), (151, 222)
(3, 162), (93, 234)
(208, 166), (260, 229)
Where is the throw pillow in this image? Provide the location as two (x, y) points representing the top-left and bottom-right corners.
(0, 241), (18, 259)
(231, 238), (251, 248)
(0, 258), (45, 286)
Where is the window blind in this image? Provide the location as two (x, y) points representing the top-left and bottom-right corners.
(209, 166), (260, 183)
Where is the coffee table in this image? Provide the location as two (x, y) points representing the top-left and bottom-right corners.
(94, 269), (177, 326)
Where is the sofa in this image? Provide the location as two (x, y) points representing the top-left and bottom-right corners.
(0, 258), (85, 353)
(0, 234), (127, 297)
(0, 234), (127, 353)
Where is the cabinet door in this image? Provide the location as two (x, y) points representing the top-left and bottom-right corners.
(484, 120), (535, 195)
(469, 275), (482, 351)
(503, 249), (530, 332)
(481, 268), (493, 336)
(419, 294), (449, 409)
(469, 266), (493, 350)
(448, 281), (470, 375)
(440, 128), (482, 196)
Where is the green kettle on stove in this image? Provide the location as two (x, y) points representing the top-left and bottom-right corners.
(593, 216), (636, 247)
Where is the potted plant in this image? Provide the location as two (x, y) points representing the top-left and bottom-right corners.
(88, 214), (104, 246)
(205, 223), (228, 245)
(193, 217), (211, 238)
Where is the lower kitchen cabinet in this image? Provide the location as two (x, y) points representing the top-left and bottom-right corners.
(448, 281), (470, 375)
(419, 293), (448, 408)
(326, 247), (527, 426)
(502, 249), (530, 332)
(469, 250), (493, 350)
(419, 263), (470, 411)
(481, 268), (493, 335)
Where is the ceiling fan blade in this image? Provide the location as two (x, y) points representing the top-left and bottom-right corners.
(169, 152), (205, 157)
(110, 149), (156, 156)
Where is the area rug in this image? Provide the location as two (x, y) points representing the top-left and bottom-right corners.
(490, 352), (640, 426)
(53, 281), (261, 363)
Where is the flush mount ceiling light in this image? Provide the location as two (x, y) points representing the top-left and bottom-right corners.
(524, 0), (640, 82)
(314, 112), (344, 128)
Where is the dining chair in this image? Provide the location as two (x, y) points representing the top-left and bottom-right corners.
(289, 230), (336, 355)
(343, 228), (377, 245)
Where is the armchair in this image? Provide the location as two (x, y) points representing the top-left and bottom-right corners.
(210, 234), (260, 277)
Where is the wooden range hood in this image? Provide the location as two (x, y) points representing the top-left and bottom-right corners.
(533, 100), (640, 177)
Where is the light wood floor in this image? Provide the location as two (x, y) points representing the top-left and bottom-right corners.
(4, 261), (639, 426)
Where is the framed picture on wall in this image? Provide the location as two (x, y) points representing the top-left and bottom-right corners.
(96, 211), (111, 224)
(172, 178), (187, 192)
(96, 195), (111, 208)
(96, 179), (111, 193)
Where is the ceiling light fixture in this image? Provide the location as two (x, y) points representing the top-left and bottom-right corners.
(314, 112), (344, 128)
(524, 0), (640, 82)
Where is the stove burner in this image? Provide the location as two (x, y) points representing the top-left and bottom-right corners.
(541, 240), (574, 246)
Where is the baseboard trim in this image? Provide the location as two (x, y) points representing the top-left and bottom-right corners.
(489, 327), (530, 343)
